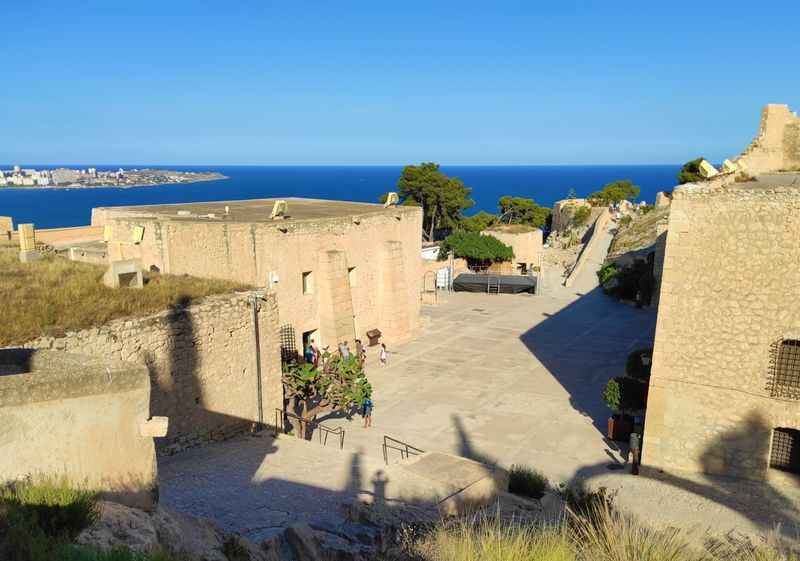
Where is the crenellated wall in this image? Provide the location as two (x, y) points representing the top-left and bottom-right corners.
(735, 104), (800, 174)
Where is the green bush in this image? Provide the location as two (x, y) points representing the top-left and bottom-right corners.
(618, 215), (632, 227)
(572, 206), (591, 227)
(596, 262), (619, 289)
(587, 180), (640, 206)
(508, 465), (548, 500)
(677, 157), (704, 184)
(438, 231), (513, 267)
(602, 377), (646, 413)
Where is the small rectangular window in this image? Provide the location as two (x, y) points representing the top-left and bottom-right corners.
(348, 266), (357, 287)
(770, 428), (800, 474)
(302, 271), (314, 295)
(767, 339), (800, 399)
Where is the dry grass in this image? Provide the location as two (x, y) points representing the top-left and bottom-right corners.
(0, 245), (249, 347)
(607, 207), (669, 259)
(411, 504), (799, 561)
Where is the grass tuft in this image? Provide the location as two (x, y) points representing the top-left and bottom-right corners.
(508, 465), (548, 500)
(0, 245), (249, 347)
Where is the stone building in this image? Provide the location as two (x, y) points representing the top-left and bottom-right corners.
(643, 171), (800, 484)
(92, 198), (423, 354)
(482, 224), (543, 274)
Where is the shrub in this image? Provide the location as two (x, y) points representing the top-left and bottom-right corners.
(418, 516), (574, 561)
(602, 377), (646, 413)
(596, 262), (619, 289)
(571, 206), (591, 227)
(1, 476), (98, 540)
(677, 157), (705, 184)
(618, 215), (632, 227)
(508, 465), (548, 500)
(587, 180), (640, 206)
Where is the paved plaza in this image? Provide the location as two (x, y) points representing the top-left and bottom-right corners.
(161, 226), (800, 542)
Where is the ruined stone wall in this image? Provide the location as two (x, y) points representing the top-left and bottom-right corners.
(0, 350), (158, 509)
(102, 206), (423, 348)
(643, 183), (800, 484)
(24, 293), (282, 454)
(552, 199), (590, 233)
(735, 104), (800, 174)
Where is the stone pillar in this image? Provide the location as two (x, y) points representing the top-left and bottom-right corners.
(18, 223), (41, 262)
(0, 216), (12, 240)
(257, 293), (284, 427)
(378, 241), (411, 342)
(317, 250), (356, 348)
(18, 223), (35, 251)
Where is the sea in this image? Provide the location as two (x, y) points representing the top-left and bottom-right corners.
(0, 165), (681, 229)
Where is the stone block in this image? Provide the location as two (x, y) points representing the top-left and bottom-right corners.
(19, 250), (42, 263)
(139, 416), (169, 437)
(104, 259), (144, 289)
(0, 216), (12, 239)
(721, 159), (739, 174)
(18, 223), (35, 251)
(698, 159), (719, 178)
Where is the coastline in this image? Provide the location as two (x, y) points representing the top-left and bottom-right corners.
(0, 174), (229, 191)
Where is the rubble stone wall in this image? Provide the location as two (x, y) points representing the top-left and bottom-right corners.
(643, 182), (800, 484)
(23, 293), (282, 454)
(735, 104), (800, 174)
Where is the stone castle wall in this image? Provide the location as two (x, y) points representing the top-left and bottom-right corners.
(552, 199), (591, 233)
(735, 104), (800, 174)
(99, 206), (423, 349)
(643, 182), (800, 484)
(482, 228), (543, 269)
(23, 293), (282, 454)
(0, 349), (158, 509)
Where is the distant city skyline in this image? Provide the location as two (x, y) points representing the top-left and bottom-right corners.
(2, 1), (799, 165)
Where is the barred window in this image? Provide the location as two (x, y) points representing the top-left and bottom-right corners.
(770, 428), (800, 474)
(767, 339), (800, 400)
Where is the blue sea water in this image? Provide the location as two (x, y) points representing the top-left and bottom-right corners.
(0, 165), (681, 229)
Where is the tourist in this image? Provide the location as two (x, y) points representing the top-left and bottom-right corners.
(628, 431), (641, 475)
(355, 339), (364, 366)
(310, 338), (320, 367)
(362, 396), (373, 428)
(339, 341), (351, 360)
(379, 343), (388, 366)
(303, 341), (314, 364)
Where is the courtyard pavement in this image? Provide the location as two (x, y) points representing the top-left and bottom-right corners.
(160, 224), (800, 542)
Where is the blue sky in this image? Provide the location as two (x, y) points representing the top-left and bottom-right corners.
(2, 1), (799, 165)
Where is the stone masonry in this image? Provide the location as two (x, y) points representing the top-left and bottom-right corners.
(23, 293), (282, 453)
(92, 199), (423, 350)
(735, 103), (800, 174)
(643, 178), (800, 485)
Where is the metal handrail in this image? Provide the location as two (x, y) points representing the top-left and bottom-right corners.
(382, 434), (425, 465)
(274, 408), (345, 450)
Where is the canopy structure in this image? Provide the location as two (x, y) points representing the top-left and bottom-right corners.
(452, 273), (536, 294)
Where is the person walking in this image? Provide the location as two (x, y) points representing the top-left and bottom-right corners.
(629, 431), (641, 475)
(362, 396), (373, 428)
(379, 343), (388, 366)
(310, 338), (320, 367)
(303, 341), (314, 364)
(355, 339), (364, 366)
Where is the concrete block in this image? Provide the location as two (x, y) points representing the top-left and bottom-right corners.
(139, 416), (169, 437)
(19, 250), (42, 263)
(270, 200), (288, 219)
(104, 259), (144, 289)
(384, 192), (399, 207)
(0, 216), (12, 239)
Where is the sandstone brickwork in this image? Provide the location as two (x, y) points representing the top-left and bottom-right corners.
(93, 199), (423, 349)
(552, 199), (590, 233)
(735, 104), (800, 174)
(0, 349), (158, 508)
(23, 293), (282, 454)
(643, 178), (800, 485)
(482, 226), (543, 272)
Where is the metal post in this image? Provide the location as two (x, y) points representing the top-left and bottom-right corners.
(250, 293), (264, 428)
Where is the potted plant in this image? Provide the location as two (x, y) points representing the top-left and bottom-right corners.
(602, 376), (646, 441)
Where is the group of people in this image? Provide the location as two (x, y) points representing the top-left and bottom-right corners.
(301, 337), (388, 429)
(303, 338), (388, 368)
